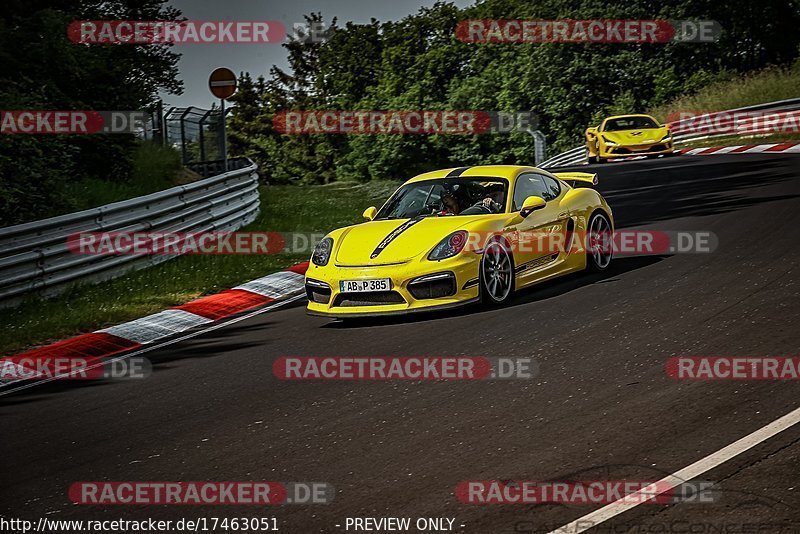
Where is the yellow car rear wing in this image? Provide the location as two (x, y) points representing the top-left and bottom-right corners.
(553, 172), (598, 186)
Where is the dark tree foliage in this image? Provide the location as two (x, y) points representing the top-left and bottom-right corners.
(0, 0), (182, 226)
(232, 0), (800, 184)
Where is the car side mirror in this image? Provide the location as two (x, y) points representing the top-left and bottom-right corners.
(362, 206), (377, 221)
(520, 196), (546, 218)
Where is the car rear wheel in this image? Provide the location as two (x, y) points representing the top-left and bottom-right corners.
(585, 212), (613, 272)
(480, 239), (515, 305)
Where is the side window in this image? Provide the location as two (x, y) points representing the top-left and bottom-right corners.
(541, 175), (561, 201)
(512, 173), (561, 210)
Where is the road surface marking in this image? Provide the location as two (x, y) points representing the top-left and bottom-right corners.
(549, 404), (800, 533)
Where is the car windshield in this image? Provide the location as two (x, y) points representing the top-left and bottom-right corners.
(603, 116), (659, 131)
(375, 178), (509, 220)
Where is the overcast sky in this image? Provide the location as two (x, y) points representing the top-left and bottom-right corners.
(162, 0), (475, 109)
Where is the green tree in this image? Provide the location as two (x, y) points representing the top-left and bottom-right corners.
(0, 0), (183, 225)
(228, 0), (800, 183)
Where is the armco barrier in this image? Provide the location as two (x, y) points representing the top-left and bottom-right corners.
(539, 98), (800, 169)
(0, 157), (260, 307)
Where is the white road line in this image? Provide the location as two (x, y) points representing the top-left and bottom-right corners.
(0, 293), (306, 397)
(548, 404), (800, 533)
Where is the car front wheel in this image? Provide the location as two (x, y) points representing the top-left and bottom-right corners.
(480, 239), (515, 305)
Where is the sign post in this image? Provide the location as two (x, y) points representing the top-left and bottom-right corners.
(208, 67), (238, 171)
(528, 129), (547, 165)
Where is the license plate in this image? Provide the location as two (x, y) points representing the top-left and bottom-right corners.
(340, 278), (391, 293)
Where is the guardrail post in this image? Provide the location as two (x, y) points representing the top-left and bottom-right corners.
(179, 108), (192, 164)
(198, 109), (213, 162)
(154, 100), (164, 146)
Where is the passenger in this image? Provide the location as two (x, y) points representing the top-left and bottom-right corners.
(440, 188), (461, 215)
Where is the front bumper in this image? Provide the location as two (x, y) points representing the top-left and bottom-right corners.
(602, 141), (674, 158)
(305, 253), (481, 318)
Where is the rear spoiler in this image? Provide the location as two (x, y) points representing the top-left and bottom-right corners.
(553, 172), (598, 186)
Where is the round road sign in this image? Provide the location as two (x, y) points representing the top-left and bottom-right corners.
(209, 67), (237, 100)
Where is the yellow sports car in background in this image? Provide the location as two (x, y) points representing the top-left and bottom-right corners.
(586, 114), (674, 163)
(305, 165), (614, 318)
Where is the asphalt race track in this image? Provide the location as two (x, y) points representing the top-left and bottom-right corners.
(2, 153), (800, 533)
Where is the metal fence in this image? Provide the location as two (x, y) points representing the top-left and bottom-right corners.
(539, 98), (800, 169)
(0, 157), (259, 307)
(141, 105), (230, 165)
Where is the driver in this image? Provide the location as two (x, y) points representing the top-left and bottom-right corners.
(469, 183), (504, 213)
(439, 188), (461, 215)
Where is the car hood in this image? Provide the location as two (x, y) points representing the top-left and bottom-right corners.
(334, 216), (483, 265)
(603, 127), (668, 144)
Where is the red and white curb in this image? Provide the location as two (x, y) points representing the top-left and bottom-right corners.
(0, 262), (309, 387)
(587, 142), (800, 164)
(680, 142), (800, 156)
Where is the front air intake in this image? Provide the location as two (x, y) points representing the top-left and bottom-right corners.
(408, 272), (457, 300)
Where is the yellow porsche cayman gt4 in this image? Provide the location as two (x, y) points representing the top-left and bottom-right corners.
(305, 165), (614, 318)
(586, 114), (674, 163)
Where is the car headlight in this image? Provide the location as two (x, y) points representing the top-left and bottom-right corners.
(428, 231), (468, 261)
(660, 133), (672, 142)
(312, 237), (333, 266)
(601, 136), (617, 146)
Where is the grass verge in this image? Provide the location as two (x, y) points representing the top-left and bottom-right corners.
(677, 132), (800, 150)
(0, 180), (400, 356)
(649, 61), (800, 122)
(60, 141), (185, 213)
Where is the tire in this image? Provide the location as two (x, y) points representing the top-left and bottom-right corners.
(585, 211), (613, 272)
(586, 148), (598, 164)
(480, 239), (515, 305)
(592, 142), (606, 164)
